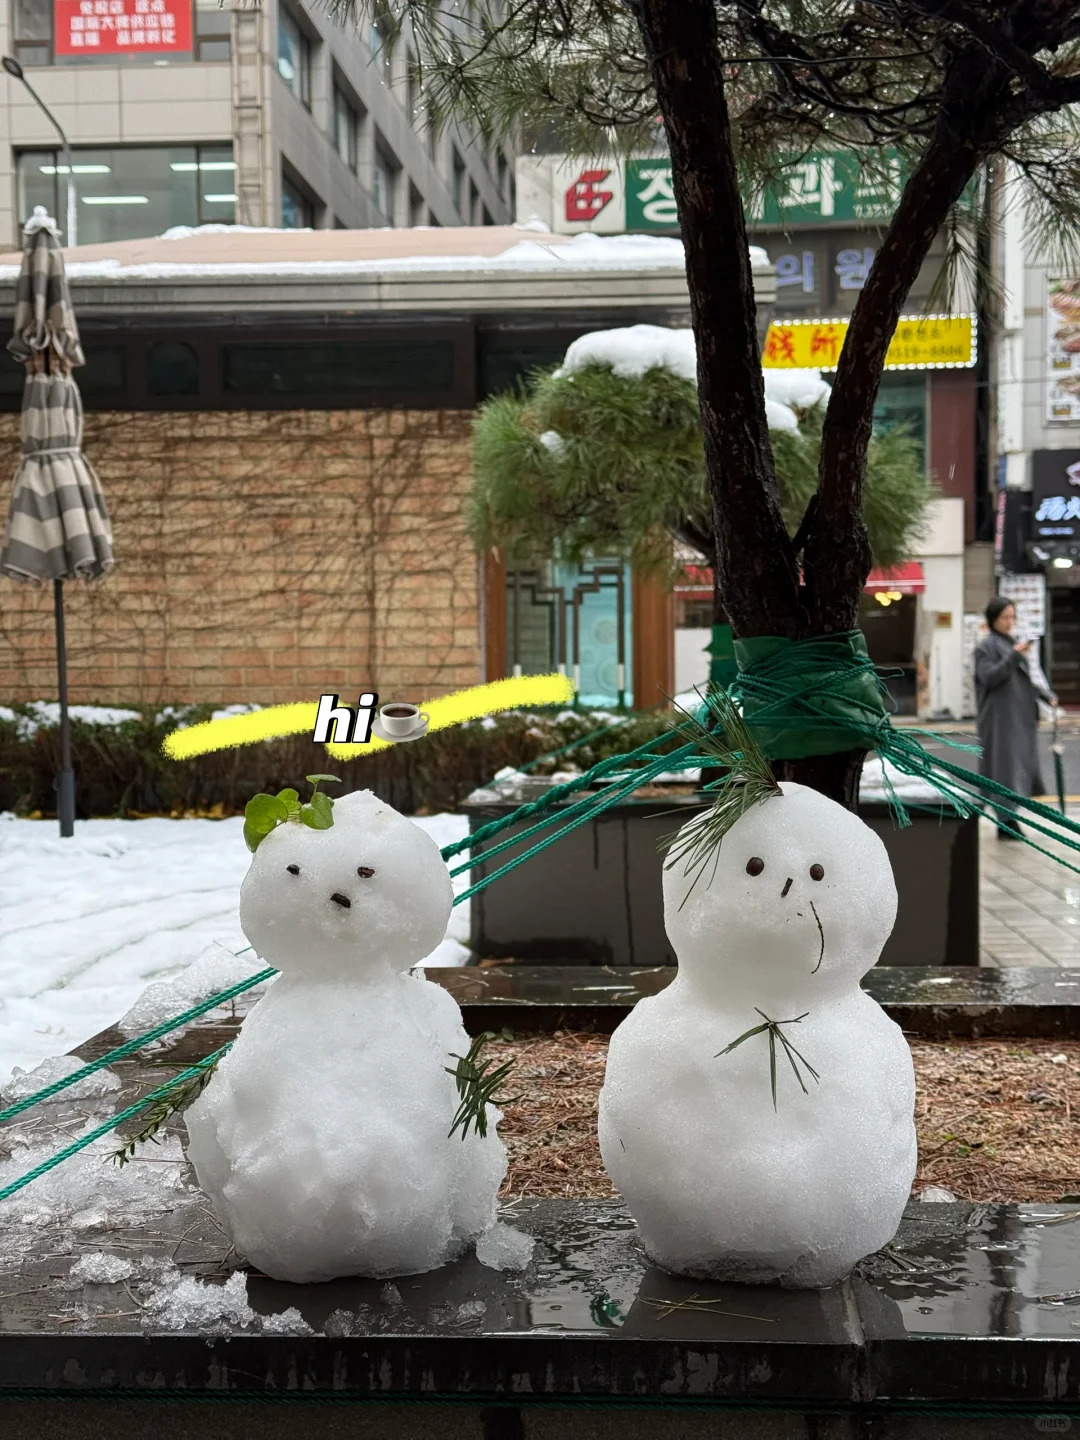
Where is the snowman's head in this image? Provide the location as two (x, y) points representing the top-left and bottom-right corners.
(239, 789), (453, 976)
(663, 781), (896, 992)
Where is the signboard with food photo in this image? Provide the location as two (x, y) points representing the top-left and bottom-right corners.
(1047, 277), (1080, 422)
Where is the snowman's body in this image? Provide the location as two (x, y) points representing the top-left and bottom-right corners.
(185, 790), (506, 1284)
(598, 781), (917, 1288)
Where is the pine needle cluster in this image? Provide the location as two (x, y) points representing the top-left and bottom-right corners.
(716, 1009), (821, 1113)
(109, 1053), (222, 1167)
(446, 1031), (518, 1141)
(660, 688), (781, 902)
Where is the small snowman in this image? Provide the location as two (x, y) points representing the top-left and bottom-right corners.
(184, 785), (507, 1284)
(598, 701), (917, 1288)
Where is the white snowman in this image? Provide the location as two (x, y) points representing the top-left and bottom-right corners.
(598, 780), (917, 1288)
(184, 789), (507, 1284)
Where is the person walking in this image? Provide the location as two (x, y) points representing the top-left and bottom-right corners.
(974, 596), (1056, 837)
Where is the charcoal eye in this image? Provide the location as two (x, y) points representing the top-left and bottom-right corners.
(810, 863), (824, 881)
(746, 857), (764, 877)
(286, 864), (300, 876)
(357, 866), (375, 879)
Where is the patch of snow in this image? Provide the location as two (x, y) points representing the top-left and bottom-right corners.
(158, 224), (312, 241)
(209, 702), (262, 722)
(538, 429), (565, 457)
(514, 216), (551, 232)
(142, 1264), (257, 1332)
(69, 1252), (136, 1285)
(920, 1186), (958, 1203)
(260, 1307), (315, 1335)
(556, 324), (799, 433)
(762, 369), (832, 412)
(0, 702), (141, 740)
(476, 1221), (534, 1271)
(1, 1054), (119, 1106)
(116, 940), (269, 1039)
(0, 811), (470, 1077)
(860, 755), (946, 804)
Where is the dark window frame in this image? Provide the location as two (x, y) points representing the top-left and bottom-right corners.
(0, 323), (477, 414)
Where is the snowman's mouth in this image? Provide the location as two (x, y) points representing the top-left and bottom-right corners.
(810, 901), (824, 973)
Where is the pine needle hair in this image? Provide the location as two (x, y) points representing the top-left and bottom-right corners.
(659, 687), (782, 905)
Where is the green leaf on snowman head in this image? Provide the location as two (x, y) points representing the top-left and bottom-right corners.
(300, 791), (334, 830)
(659, 685), (781, 900)
(243, 792), (291, 853)
(275, 788), (301, 818)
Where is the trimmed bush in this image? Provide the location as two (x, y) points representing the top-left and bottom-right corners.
(0, 705), (674, 819)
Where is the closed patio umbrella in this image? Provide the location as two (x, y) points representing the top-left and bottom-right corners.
(0, 205), (114, 836)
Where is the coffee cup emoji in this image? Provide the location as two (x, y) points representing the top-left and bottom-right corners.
(380, 702), (428, 737)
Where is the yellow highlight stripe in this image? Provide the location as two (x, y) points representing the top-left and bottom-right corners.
(162, 674), (576, 761)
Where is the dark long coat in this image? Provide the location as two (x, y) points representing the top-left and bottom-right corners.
(973, 629), (1050, 799)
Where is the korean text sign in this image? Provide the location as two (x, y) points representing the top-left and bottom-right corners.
(762, 315), (975, 371)
(55, 0), (193, 57)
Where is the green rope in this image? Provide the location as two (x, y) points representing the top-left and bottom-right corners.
(0, 1049), (226, 1204)
(0, 957), (269, 1128)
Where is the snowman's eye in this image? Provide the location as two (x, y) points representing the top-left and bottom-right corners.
(286, 864), (300, 876)
(746, 857), (765, 877)
(809, 863), (824, 881)
(357, 866), (375, 879)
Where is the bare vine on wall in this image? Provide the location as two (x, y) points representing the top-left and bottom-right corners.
(0, 407), (479, 705)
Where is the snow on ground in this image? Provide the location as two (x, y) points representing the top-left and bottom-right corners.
(0, 810), (470, 1081)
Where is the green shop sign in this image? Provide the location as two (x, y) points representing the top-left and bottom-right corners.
(624, 151), (909, 233)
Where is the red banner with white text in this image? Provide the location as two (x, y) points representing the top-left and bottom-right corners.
(54, 0), (193, 57)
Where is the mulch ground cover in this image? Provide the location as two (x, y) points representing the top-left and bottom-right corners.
(488, 1033), (1080, 1203)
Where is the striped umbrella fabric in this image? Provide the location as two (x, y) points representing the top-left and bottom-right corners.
(0, 208), (113, 583)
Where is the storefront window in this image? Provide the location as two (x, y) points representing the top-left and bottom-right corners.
(506, 560), (634, 709)
(16, 144), (236, 245)
(872, 373), (927, 473)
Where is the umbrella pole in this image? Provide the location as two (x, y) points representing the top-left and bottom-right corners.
(53, 578), (75, 837)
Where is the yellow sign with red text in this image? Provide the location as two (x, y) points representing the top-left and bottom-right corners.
(762, 314), (975, 371)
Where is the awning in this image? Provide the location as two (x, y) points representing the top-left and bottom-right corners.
(865, 563), (925, 595)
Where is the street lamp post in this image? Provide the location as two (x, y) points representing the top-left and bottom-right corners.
(1, 57), (77, 247)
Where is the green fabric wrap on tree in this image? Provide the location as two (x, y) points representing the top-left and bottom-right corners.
(732, 631), (888, 760)
(708, 623), (738, 688)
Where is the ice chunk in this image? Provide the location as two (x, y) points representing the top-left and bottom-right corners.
(920, 1186), (958, 1203)
(476, 1222), (535, 1272)
(69, 1252), (135, 1285)
(598, 781), (917, 1288)
(260, 1307), (314, 1335)
(143, 1265), (256, 1332)
(1, 1054), (120, 1106)
(184, 792), (507, 1283)
(118, 941), (268, 1038)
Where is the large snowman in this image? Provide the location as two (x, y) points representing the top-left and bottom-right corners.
(598, 780), (917, 1288)
(185, 789), (507, 1284)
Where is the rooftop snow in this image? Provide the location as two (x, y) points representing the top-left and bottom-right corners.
(0, 225), (772, 282)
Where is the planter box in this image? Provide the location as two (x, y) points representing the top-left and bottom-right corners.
(462, 792), (978, 967)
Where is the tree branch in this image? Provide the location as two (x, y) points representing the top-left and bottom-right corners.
(634, 0), (798, 640)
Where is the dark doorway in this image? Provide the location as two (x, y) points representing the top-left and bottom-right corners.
(1050, 587), (1080, 706)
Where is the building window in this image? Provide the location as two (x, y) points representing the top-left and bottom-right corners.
(370, 12), (394, 83)
(278, 5), (311, 108)
(452, 149), (466, 217)
(406, 51), (421, 122)
(373, 144), (397, 224)
(222, 339), (456, 397)
(12, 0), (51, 67)
(16, 144), (236, 246)
(281, 173), (314, 229)
(147, 341), (200, 397)
(873, 374), (928, 474)
(333, 85), (359, 173)
(196, 0), (231, 61)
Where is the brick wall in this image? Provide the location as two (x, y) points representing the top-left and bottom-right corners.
(0, 408), (482, 706)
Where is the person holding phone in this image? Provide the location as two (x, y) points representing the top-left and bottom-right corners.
(974, 597), (1057, 838)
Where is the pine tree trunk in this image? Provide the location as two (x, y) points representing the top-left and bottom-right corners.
(636, 4), (1011, 807)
